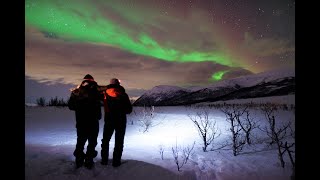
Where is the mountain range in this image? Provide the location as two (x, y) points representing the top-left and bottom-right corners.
(132, 69), (295, 106)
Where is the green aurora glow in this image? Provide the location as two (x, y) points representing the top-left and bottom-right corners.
(26, 0), (240, 81)
(211, 71), (228, 81)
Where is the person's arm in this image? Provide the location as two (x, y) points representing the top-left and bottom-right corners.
(93, 85), (106, 101)
(97, 85), (108, 92)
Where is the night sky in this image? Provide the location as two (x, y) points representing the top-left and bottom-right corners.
(25, 0), (295, 101)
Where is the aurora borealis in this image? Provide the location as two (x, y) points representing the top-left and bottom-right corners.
(25, 0), (295, 101)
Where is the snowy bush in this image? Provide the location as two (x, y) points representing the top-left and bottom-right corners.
(260, 103), (295, 169)
(134, 105), (163, 133)
(236, 108), (258, 145)
(140, 105), (155, 132)
(221, 105), (247, 156)
(171, 141), (195, 171)
(159, 145), (165, 160)
(188, 110), (220, 152)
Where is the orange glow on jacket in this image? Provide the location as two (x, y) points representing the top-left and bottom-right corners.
(103, 88), (122, 113)
(105, 88), (121, 98)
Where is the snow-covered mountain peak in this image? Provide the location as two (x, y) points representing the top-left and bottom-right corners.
(144, 85), (189, 96)
(206, 68), (295, 90)
(134, 68), (295, 106)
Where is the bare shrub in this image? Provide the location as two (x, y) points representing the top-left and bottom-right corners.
(236, 109), (258, 145)
(260, 104), (295, 168)
(136, 105), (163, 133)
(188, 110), (220, 152)
(128, 108), (138, 125)
(159, 145), (165, 160)
(171, 141), (195, 171)
(221, 105), (246, 156)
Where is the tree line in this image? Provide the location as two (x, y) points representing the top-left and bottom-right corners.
(34, 97), (136, 107)
(35, 97), (69, 107)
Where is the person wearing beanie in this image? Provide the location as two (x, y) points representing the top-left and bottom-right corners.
(100, 78), (132, 167)
(68, 74), (103, 169)
(83, 74), (94, 80)
(109, 78), (120, 85)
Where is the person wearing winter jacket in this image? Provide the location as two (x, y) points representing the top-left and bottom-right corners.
(68, 74), (103, 169)
(100, 78), (132, 167)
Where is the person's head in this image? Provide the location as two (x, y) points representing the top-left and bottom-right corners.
(110, 78), (120, 85)
(83, 74), (94, 81)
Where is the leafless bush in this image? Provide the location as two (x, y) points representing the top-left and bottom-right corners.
(188, 110), (221, 152)
(286, 126), (295, 180)
(205, 102), (293, 112)
(129, 108), (138, 125)
(138, 105), (160, 133)
(260, 104), (295, 168)
(208, 102), (257, 109)
(221, 105), (247, 156)
(280, 125), (295, 172)
(282, 141), (295, 168)
(130, 106), (165, 132)
(159, 145), (165, 160)
(171, 141), (195, 171)
(236, 109), (258, 145)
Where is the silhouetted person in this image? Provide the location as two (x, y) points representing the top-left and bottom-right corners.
(68, 74), (103, 169)
(101, 78), (132, 167)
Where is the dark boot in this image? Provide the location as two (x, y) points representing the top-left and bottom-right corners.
(100, 149), (109, 165)
(84, 156), (94, 169)
(112, 159), (121, 167)
(86, 150), (98, 158)
(100, 145), (109, 165)
(112, 148), (122, 167)
(84, 150), (97, 169)
(73, 151), (85, 168)
(112, 151), (121, 167)
(75, 156), (84, 168)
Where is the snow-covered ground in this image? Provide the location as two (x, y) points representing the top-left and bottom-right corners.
(25, 96), (295, 180)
